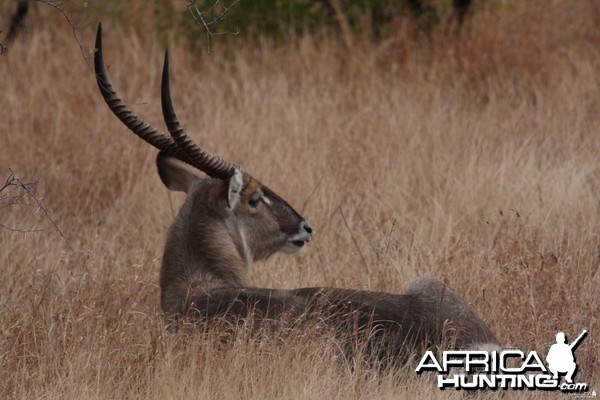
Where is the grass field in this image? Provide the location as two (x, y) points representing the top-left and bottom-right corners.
(1, 1), (598, 398)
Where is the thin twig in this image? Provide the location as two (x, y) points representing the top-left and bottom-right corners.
(35, 1), (90, 67)
(382, 218), (397, 262)
(0, 223), (43, 234)
(300, 176), (323, 214)
(1, 169), (73, 251)
(185, 0), (240, 53)
(339, 205), (371, 279)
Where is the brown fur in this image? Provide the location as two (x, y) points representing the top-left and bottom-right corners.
(158, 156), (311, 317)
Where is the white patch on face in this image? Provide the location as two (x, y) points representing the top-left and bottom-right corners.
(283, 240), (305, 254)
(238, 226), (253, 266)
(262, 194), (271, 206)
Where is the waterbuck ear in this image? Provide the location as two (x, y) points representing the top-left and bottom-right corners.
(227, 169), (244, 209)
(156, 153), (199, 193)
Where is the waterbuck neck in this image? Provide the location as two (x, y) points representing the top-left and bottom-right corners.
(160, 178), (249, 316)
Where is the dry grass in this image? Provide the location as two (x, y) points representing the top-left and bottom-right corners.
(1, 1), (599, 398)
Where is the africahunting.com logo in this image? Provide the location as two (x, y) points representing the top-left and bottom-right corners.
(416, 329), (593, 393)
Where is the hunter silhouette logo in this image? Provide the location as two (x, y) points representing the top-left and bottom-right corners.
(416, 329), (590, 392)
(546, 330), (588, 384)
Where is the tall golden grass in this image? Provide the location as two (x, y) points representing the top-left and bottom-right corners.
(1, 1), (598, 398)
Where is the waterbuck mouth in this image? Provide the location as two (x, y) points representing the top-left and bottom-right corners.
(283, 222), (312, 253)
(283, 234), (311, 254)
(283, 240), (307, 254)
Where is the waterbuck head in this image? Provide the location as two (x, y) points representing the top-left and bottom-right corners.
(93, 24), (312, 316)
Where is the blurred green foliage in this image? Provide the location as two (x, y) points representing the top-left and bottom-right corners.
(184, 0), (432, 39)
(68, 0), (466, 51)
(170, 0), (454, 51)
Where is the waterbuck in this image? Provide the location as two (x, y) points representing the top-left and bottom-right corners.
(94, 23), (498, 364)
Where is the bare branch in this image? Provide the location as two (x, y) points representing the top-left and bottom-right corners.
(339, 204), (371, 280)
(0, 169), (72, 251)
(34, 0), (90, 64)
(0, 223), (43, 234)
(184, 0), (241, 53)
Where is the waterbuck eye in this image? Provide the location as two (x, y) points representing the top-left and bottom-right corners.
(248, 196), (261, 208)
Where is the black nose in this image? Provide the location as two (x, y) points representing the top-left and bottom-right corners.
(302, 221), (312, 234)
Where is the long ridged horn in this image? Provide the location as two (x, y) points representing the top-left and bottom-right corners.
(94, 23), (191, 163)
(161, 50), (239, 180)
